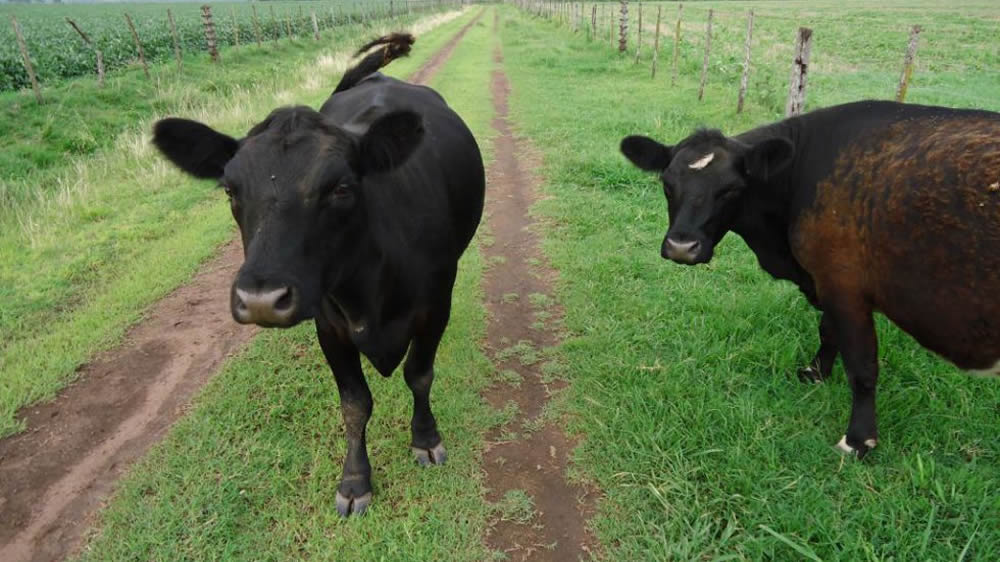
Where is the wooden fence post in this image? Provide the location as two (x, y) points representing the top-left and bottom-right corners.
(285, 12), (293, 40)
(66, 18), (104, 87)
(311, 12), (320, 40)
(651, 6), (661, 78)
(618, 0), (628, 53)
(895, 24), (922, 102)
(10, 15), (42, 103)
(671, 3), (682, 86)
(252, 5), (263, 47)
(697, 9), (712, 101)
(166, 9), (183, 69)
(785, 27), (813, 116)
(634, 1), (642, 63)
(231, 7), (240, 48)
(609, 4), (614, 48)
(737, 10), (754, 113)
(124, 13), (151, 79)
(201, 5), (220, 63)
(591, 4), (597, 41)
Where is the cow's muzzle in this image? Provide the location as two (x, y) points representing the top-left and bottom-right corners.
(662, 236), (704, 264)
(232, 285), (298, 327)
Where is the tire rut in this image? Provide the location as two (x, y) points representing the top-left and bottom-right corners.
(0, 14), (484, 562)
(480, 12), (598, 561)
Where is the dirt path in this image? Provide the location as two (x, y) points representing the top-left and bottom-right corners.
(480, 14), (597, 561)
(0, 15), (483, 562)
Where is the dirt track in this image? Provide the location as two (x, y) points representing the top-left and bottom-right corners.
(0, 13), (484, 562)
(479, 11), (597, 560)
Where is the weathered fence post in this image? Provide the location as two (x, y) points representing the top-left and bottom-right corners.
(201, 5), (220, 63)
(231, 7), (240, 48)
(785, 27), (813, 116)
(167, 9), (182, 69)
(311, 12), (320, 40)
(285, 12), (293, 40)
(895, 24), (922, 102)
(66, 18), (104, 87)
(609, 4), (615, 48)
(124, 13), (151, 79)
(697, 9), (712, 101)
(618, 0), (628, 53)
(671, 3), (682, 86)
(737, 10), (754, 113)
(10, 15), (42, 103)
(634, 1), (642, 63)
(591, 4), (597, 41)
(252, 5), (263, 47)
(651, 6), (662, 78)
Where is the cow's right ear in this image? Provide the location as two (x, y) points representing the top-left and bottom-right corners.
(620, 135), (673, 172)
(152, 118), (239, 180)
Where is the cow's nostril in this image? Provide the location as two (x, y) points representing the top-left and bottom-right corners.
(274, 287), (294, 312)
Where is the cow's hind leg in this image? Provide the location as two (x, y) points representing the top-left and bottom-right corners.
(798, 312), (839, 383)
(825, 298), (879, 459)
(403, 287), (454, 467)
(317, 320), (374, 517)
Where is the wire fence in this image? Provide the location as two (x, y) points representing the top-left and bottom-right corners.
(2, 0), (467, 96)
(512, 0), (1000, 116)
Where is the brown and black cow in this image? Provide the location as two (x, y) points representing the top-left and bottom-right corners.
(621, 100), (1000, 458)
(151, 34), (485, 515)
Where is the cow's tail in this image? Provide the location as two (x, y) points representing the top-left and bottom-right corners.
(332, 32), (415, 95)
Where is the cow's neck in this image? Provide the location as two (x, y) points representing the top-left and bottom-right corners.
(730, 119), (817, 302)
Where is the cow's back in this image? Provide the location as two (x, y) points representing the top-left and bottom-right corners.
(320, 73), (485, 263)
(791, 103), (1000, 370)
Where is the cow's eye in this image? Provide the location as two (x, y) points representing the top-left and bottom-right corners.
(327, 183), (355, 207)
(221, 183), (236, 198)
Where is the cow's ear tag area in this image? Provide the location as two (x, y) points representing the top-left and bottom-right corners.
(743, 137), (794, 182)
(152, 118), (239, 180)
(620, 135), (674, 172)
(356, 110), (425, 176)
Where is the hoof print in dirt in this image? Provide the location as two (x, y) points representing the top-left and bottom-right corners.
(413, 442), (448, 466)
(336, 491), (373, 517)
(796, 366), (825, 384)
(834, 435), (877, 460)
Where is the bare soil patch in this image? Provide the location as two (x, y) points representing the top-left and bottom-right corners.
(480, 39), (598, 561)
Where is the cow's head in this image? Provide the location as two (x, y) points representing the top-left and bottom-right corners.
(153, 106), (424, 327)
(620, 129), (793, 264)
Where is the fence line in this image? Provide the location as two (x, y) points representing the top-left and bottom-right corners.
(2, 0), (462, 97)
(512, 0), (990, 115)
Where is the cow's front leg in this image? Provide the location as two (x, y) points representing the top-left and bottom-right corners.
(317, 320), (374, 517)
(403, 299), (452, 466)
(825, 298), (879, 459)
(798, 312), (839, 383)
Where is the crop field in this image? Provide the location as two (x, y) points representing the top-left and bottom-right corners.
(0, 0), (433, 91)
(1, 1), (1000, 561)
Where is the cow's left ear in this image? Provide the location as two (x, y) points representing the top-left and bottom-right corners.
(743, 137), (794, 182)
(355, 110), (425, 176)
(152, 118), (240, 180)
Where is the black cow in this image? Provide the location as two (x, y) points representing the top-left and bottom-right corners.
(152, 34), (485, 515)
(621, 100), (1000, 458)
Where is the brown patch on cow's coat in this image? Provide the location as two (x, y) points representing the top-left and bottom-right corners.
(793, 116), (1000, 369)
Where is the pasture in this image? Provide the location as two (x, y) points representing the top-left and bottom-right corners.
(1, 1), (999, 561)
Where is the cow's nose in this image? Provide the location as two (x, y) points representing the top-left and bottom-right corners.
(232, 286), (297, 326)
(663, 237), (702, 264)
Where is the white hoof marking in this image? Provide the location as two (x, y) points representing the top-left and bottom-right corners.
(835, 435), (854, 454)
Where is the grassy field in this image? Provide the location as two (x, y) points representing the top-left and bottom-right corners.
(499, 2), (1000, 560)
(75, 9), (506, 560)
(0, 8), (460, 439)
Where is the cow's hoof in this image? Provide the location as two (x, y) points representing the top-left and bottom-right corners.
(834, 435), (877, 460)
(413, 442), (448, 466)
(335, 491), (372, 517)
(797, 366), (824, 384)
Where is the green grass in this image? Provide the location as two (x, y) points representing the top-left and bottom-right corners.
(76, 10), (503, 560)
(499, 3), (1000, 560)
(0, 9), (467, 439)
